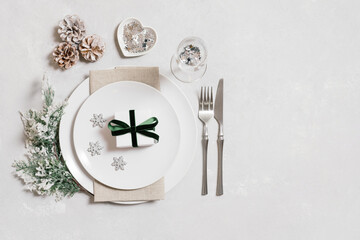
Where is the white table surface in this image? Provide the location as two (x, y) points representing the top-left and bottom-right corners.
(1, 0), (360, 239)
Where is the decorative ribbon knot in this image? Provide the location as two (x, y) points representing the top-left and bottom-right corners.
(108, 110), (159, 147)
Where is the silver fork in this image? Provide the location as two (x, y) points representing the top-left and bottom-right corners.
(198, 86), (214, 195)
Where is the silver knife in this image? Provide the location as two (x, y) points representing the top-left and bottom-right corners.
(214, 78), (224, 196)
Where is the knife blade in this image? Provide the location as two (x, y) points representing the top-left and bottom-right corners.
(214, 79), (223, 124)
(214, 78), (224, 196)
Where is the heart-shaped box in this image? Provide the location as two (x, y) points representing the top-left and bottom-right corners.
(117, 18), (157, 57)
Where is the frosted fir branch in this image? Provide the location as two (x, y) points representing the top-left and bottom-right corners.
(42, 75), (54, 109)
(13, 76), (80, 201)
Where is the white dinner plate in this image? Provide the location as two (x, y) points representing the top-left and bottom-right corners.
(59, 74), (198, 203)
(73, 81), (180, 190)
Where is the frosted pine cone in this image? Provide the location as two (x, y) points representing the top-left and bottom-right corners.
(53, 42), (79, 69)
(79, 35), (106, 62)
(58, 15), (86, 44)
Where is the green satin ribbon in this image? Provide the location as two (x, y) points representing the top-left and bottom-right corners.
(108, 110), (159, 147)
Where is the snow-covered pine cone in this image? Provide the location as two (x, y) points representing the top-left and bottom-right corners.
(79, 34), (106, 62)
(58, 15), (86, 44)
(52, 42), (79, 69)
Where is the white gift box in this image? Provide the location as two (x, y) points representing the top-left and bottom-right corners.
(114, 110), (158, 148)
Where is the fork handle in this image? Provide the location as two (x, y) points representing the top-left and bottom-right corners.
(202, 137), (208, 195)
(216, 136), (224, 196)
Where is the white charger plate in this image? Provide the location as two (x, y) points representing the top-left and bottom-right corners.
(73, 81), (180, 190)
(59, 74), (198, 203)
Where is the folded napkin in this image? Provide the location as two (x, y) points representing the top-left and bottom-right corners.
(93, 178), (164, 202)
(89, 66), (164, 202)
(90, 67), (160, 94)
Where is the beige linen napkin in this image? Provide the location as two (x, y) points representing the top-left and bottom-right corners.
(90, 67), (160, 93)
(89, 66), (164, 202)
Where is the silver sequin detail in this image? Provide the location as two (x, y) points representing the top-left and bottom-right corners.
(123, 22), (155, 53)
(90, 113), (106, 128)
(179, 44), (201, 66)
(87, 141), (103, 156)
(112, 156), (127, 171)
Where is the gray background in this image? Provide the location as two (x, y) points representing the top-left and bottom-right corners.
(1, 0), (360, 239)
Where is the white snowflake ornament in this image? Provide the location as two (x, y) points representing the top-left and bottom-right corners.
(87, 141), (103, 156)
(112, 156), (127, 171)
(90, 113), (106, 128)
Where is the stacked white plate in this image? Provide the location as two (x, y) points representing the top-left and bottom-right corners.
(59, 74), (198, 204)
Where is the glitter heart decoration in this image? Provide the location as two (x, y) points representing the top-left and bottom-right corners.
(117, 18), (157, 57)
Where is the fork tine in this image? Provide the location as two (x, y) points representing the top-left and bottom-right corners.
(210, 87), (213, 110)
(199, 87), (203, 110)
(205, 87), (209, 110)
(203, 86), (206, 109)
(208, 87), (211, 110)
(202, 87), (205, 109)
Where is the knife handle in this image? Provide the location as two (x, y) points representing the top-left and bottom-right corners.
(202, 137), (208, 195)
(216, 136), (224, 196)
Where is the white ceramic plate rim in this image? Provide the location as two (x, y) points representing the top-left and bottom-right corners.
(59, 74), (198, 204)
(73, 81), (180, 189)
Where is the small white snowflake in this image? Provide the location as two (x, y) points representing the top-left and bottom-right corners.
(87, 141), (103, 156)
(111, 156), (127, 171)
(90, 113), (106, 128)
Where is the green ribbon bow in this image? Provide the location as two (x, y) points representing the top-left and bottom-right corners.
(108, 110), (159, 147)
